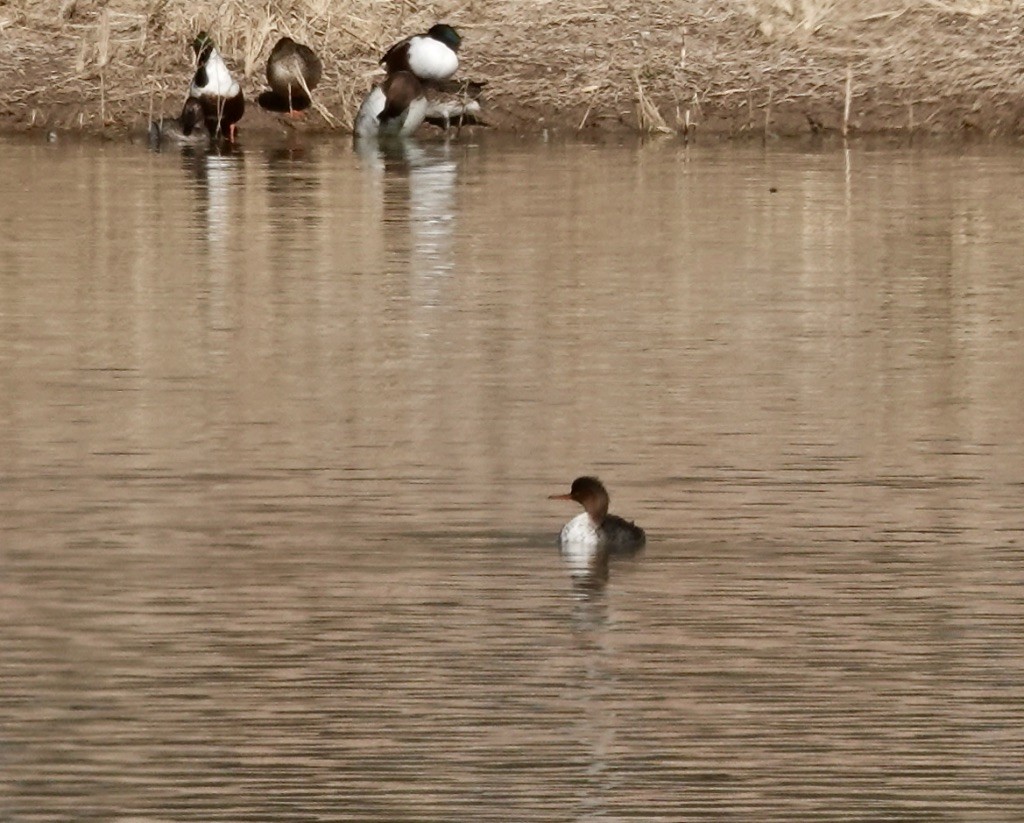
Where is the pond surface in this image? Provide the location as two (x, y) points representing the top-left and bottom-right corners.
(2, 133), (1023, 821)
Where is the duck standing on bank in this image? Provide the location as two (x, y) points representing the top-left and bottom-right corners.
(380, 23), (461, 82)
(189, 32), (245, 142)
(355, 23), (461, 139)
(259, 36), (323, 116)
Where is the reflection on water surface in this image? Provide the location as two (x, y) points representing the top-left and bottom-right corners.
(1, 135), (1022, 821)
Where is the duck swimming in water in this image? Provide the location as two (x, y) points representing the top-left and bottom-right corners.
(189, 32), (245, 142)
(549, 477), (646, 556)
(259, 36), (322, 115)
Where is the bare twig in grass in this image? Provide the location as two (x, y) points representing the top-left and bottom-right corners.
(576, 84), (599, 131)
(678, 106), (694, 143)
(96, 10), (110, 69)
(577, 102), (592, 131)
(241, 14), (275, 77)
(97, 9), (109, 124)
(334, 82), (354, 133)
(295, 70), (341, 128)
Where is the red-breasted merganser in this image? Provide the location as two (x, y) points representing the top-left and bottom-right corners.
(549, 477), (646, 558)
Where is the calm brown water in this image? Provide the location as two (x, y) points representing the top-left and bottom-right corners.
(2, 134), (1023, 821)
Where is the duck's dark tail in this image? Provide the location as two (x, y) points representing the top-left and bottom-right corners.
(601, 514), (646, 556)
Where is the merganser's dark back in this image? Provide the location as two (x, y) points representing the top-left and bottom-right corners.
(600, 513), (646, 556)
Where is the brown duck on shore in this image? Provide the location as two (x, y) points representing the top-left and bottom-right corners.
(258, 36), (323, 116)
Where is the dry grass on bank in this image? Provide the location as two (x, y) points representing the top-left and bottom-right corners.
(0, 0), (1023, 136)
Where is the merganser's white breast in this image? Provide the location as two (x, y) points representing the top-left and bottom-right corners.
(559, 511), (602, 572)
(560, 511), (600, 548)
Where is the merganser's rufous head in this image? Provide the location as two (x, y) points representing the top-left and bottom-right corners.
(549, 476), (610, 525)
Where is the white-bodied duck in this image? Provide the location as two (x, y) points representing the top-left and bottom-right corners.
(189, 32), (245, 142)
(380, 23), (461, 83)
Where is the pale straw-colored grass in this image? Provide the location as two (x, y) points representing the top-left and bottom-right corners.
(0, 0), (1023, 135)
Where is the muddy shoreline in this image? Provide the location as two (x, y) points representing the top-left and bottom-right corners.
(2, 2), (1023, 141)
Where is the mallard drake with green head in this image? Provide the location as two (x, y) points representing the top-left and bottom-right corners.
(258, 36), (323, 115)
(189, 32), (245, 142)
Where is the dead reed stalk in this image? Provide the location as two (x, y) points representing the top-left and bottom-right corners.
(634, 71), (673, 135)
(97, 8), (109, 123)
(842, 64), (851, 137)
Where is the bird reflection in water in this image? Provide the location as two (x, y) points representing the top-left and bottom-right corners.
(173, 146), (245, 341)
(262, 144), (321, 267)
(566, 544), (619, 819)
(179, 147), (244, 253)
(356, 136), (459, 307)
(565, 541), (646, 597)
